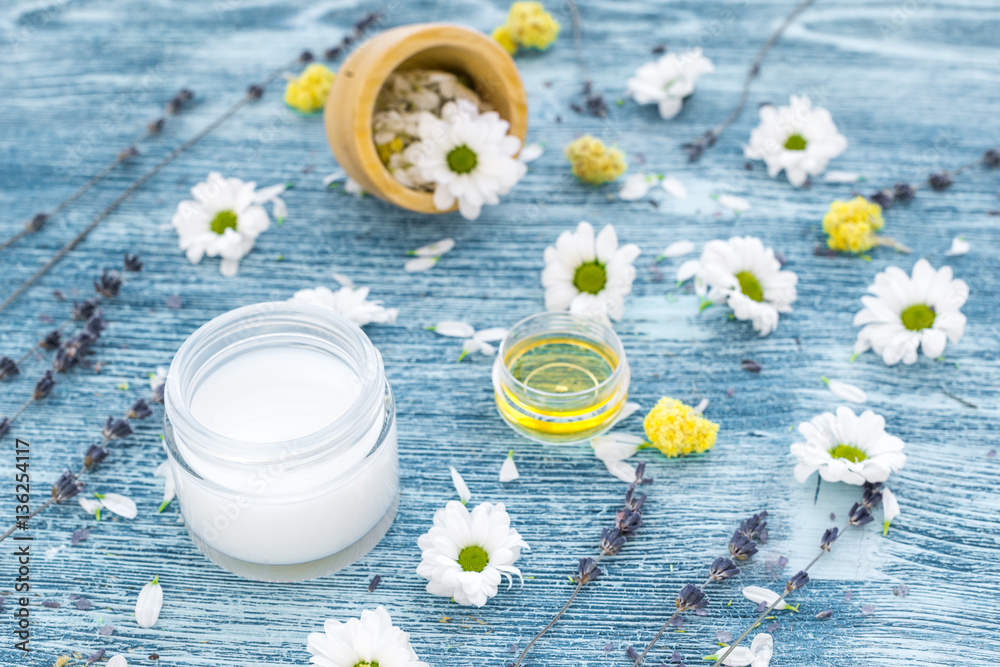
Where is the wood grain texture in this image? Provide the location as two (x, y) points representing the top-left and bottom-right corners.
(1, 0), (998, 665)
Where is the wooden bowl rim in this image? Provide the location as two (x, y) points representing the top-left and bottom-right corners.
(345, 23), (528, 214)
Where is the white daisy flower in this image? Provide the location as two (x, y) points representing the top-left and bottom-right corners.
(135, 576), (163, 628)
(170, 172), (278, 277)
(687, 236), (798, 336)
(307, 605), (429, 667)
(290, 286), (399, 327)
(542, 221), (641, 321)
(626, 47), (715, 120)
(414, 99), (526, 220)
(790, 407), (907, 486)
(882, 487), (900, 535)
(742, 586), (797, 611)
(416, 500), (529, 607)
(708, 633), (774, 667)
(499, 451), (519, 482)
(743, 95), (848, 187)
(821, 377), (867, 404)
(853, 259), (968, 366)
(944, 236), (970, 256)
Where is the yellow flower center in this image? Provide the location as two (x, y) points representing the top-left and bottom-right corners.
(573, 261), (607, 294)
(900, 304), (935, 331)
(828, 444), (867, 463)
(735, 271), (764, 302)
(447, 145), (478, 174)
(458, 545), (489, 572)
(210, 210), (238, 235)
(784, 134), (808, 150)
(355, 662), (379, 667)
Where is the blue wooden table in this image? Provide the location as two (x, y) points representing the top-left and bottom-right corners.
(2, 1), (998, 665)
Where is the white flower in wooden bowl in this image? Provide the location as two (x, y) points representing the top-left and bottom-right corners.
(743, 95), (847, 187)
(542, 221), (641, 321)
(626, 47), (715, 120)
(416, 500), (529, 607)
(853, 258), (968, 365)
(290, 285), (399, 327)
(306, 606), (429, 667)
(680, 236), (797, 336)
(170, 172), (285, 277)
(790, 407), (907, 486)
(413, 99), (526, 220)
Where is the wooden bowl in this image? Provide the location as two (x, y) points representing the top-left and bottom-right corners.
(324, 23), (528, 214)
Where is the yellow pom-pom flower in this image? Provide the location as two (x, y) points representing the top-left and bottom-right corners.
(642, 397), (719, 458)
(822, 196), (884, 254)
(284, 63), (336, 115)
(492, 2), (560, 54)
(565, 135), (627, 185)
(492, 25), (519, 55)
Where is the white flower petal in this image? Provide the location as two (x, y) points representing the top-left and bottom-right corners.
(619, 173), (659, 201)
(823, 171), (862, 183)
(944, 236), (970, 256)
(662, 240), (695, 259)
(499, 452), (520, 482)
(321, 170), (346, 187)
(404, 256), (438, 272)
(882, 487), (900, 534)
(661, 175), (688, 199)
(716, 194), (751, 212)
(742, 586), (797, 611)
(98, 493), (137, 519)
(434, 321), (476, 338)
(473, 327), (508, 342)
(823, 378), (867, 403)
(78, 497), (103, 516)
(692, 398), (709, 414)
(519, 142), (544, 163)
(411, 238), (456, 257)
(107, 656), (129, 667)
(450, 466), (471, 504)
(135, 577), (163, 628)
(331, 272), (355, 288)
(676, 259), (701, 282)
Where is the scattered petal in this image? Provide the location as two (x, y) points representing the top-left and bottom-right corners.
(473, 327), (508, 342)
(822, 377), (867, 403)
(882, 487), (900, 535)
(676, 258), (701, 282)
(944, 236), (970, 256)
(824, 171), (863, 183)
(499, 451), (520, 482)
(404, 256), (438, 272)
(165, 295), (182, 309)
(449, 466), (471, 504)
(135, 577), (163, 628)
(411, 238), (456, 257)
(663, 240), (695, 259)
(99, 625), (115, 636)
(322, 170), (346, 187)
(519, 142), (544, 163)
(95, 493), (138, 519)
(742, 586), (797, 611)
(661, 176), (688, 199)
(331, 272), (355, 288)
(692, 398), (709, 414)
(619, 173), (660, 201)
(715, 194), (751, 212)
(433, 321), (476, 338)
(861, 604), (876, 616)
(78, 497), (103, 516)
(107, 656), (128, 667)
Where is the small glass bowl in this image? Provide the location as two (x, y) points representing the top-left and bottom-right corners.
(492, 312), (630, 444)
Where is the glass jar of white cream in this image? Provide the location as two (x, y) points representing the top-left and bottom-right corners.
(163, 302), (398, 582)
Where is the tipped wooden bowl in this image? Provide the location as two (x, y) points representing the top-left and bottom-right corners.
(324, 23), (528, 214)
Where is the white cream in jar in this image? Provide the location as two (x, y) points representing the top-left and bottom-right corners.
(164, 302), (399, 582)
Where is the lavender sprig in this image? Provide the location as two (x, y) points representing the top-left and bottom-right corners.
(0, 391), (157, 544)
(711, 484), (884, 666)
(864, 147), (1000, 210)
(629, 512), (768, 666)
(512, 464), (651, 667)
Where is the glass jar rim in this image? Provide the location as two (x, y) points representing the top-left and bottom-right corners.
(164, 301), (386, 466)
(495, 311), (627, 401)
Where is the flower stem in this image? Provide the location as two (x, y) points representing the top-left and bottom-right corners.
(0, 497), (56, 542)
(513, 553), (604, 667)
(632, 576), (713, 666)
(685, 0), (818, 160)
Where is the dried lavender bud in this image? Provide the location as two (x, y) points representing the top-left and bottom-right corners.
(892, 182), (916, 201)
(928, 172), (952, 191)
(246, 84), (264, 100)
(585, 92), (608, 118)
(299, 50), (315, 63)
(176, 89), (194, 102)
(83, 444), (109, 470)
(848, 502), (874, 526)
(124, 253), (143, 272)
(737, 511), (768, 542)
(367, 574), (381, 592)
(728, 533), (758, 561)
(869, 189), (894, 209)
(42, 329), (62, 350)
(708, 557), (739, 581)
(675, 584), (708, 612)
(625, 646), (642, 662)
(128, 398), (153, 420)
(575, 557), (602, 584)
(147, 118), (165, 134)
(741, 359), (762, 373)
(600, 527), (626, 556)
(985, 149), (1000, 168)
(820, 526), (839, 551)
(117, 146), (140, 161)
(624, 484), (647, 512)
(354, 11), (381, 34)
(683, 139), (705, 162)
(26, 212), (48, 232)
(95, 269), (123, 298)
(85, 648), (104, 664)
(615, 507), (642, 538)
(0, 356), (19, 378)
(84, 313), (106, 338)
(861, 485), (883, 510)
(53, 347), (76, 373)
(784, 570), (809, 593)
(815, 609), (833, 619)
(73, 297), (100, 320)
(34, 371), (56, 400)
(52, 470), (82, 501)
(151, 381), (165, 404)
(633, 461), (648, 483)
(0, 417), (11, 438)
(72, 528), (91, 545)
(102, 416), (133, 441)
(165, 98), (182, 114)
(323, 46), (342, 60)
